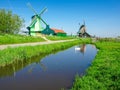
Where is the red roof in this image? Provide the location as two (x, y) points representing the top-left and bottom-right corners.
(51, 28), (66, 33)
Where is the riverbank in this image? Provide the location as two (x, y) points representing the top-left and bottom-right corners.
(72, 41), (120, 90)
(0, 38), (91, 67)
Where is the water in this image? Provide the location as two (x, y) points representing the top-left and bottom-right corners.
(0, 44), (97, 90)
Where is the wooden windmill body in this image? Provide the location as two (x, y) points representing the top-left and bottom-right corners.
(77, 21), (91, 37)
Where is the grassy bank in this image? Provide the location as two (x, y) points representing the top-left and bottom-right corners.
(72, 41), (120, 90)
(0, 34), (45, 44)
(0, 38), (91, 67)
(0, 54), (46, 78)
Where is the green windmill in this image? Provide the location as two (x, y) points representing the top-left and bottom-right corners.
(27, 3), (53, 36)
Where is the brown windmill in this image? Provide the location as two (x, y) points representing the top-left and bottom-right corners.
(77, 21), (91, 37)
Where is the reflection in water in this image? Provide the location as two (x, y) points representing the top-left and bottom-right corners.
(0, 44), (97, 90)
(0, 54), (46, 78)
(39, 62), (47, 71)
(75, 44), (86, 54)
(80, 44), (86, 53)
(0, 48), (67, 78)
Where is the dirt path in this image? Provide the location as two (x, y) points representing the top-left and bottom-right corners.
(0, 39), (76, 50)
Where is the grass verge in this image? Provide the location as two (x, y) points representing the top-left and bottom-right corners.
(45, 35), (76, 40)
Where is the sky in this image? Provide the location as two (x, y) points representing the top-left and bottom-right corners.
(0, 0), (120, 37)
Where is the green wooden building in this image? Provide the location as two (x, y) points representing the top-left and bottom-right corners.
(27, 15), (44, 36)
(41, 28), (66, 36)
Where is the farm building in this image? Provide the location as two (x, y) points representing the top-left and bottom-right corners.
(41, 27), (67, 36)
(51, 28), (66, 36)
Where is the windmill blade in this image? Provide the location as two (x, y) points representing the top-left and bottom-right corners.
(78, 23), (81, 31)
(40, 17), (47, 25)
(83, 20), (85, 26)
(27, 3), (38, 15)
(39, 8), (47, 16)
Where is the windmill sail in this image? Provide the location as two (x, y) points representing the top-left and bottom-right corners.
(39, 8), (47, 16)
(27, 3), (38, 15)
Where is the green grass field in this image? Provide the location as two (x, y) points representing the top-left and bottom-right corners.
(72, 40), (120, 90)
(0, 34), (45, 44)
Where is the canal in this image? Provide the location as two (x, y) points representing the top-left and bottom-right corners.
(0, 44), (97, 90)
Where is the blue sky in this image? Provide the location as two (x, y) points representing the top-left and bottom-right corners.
(0, 0), (120, 37)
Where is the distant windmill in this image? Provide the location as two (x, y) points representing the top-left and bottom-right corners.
(27, 3), (51, 36)
(77, 20), (91, 37)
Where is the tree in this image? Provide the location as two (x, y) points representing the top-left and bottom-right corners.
(0, 9), (24, 34)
